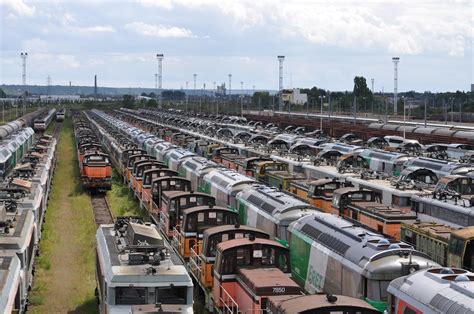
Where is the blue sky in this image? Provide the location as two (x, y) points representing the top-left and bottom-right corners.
(0, 0), (472, 92)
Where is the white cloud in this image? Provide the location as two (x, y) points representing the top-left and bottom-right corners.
(0, 0), (35, 17)
(124, 22), (194, 38)
(137, 0), (471, 56)
(22, 38), (50, 52)
(138, 0), (174, 10)
(77, 25), (116, 33)
(33, 53), (81, 68)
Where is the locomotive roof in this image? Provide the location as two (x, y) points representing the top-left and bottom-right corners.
(348, 202), (418, 220)
(0, 254), (21, 312)
(161, 190), (211, 200)
(96, 223), (192, 286)
(182, 205), (234, 215)
(411, 194), (474, 219)
(388, 268), (474, 313)
(217, 237), (286, 252)
(359, 148), (410, 161)
(402, 221), (457, 241)
(348, 177), (425, 196)
(237, 184), (316, 215)
(204, 168), (255, 190)
(203, 224), (270, 238)
(0, 209), (34, 251)
(166, 148), (196, 161)
(181, 156), (218, 172)
(237, 268), (302, 296)
(267, 294), (378, 313)
(289, 213), (437, 272)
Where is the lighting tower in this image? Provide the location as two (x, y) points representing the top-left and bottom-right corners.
(20, 52), (28, 92)
(392, 57), (399, 115)
(156, 54), (164, 89)
(278, 55), (285, 111)
(228, 74), (232, 99)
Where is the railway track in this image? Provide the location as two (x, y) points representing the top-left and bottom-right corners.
(90, 193), (114, 226)
(52, 123), (62, 139)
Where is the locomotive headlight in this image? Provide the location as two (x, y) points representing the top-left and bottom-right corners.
(409, 267), (416, 274)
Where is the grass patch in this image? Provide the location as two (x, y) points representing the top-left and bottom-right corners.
(44, 120), (56, 136)
(108, 169), (148, 219)
(29, 118), (98, 313)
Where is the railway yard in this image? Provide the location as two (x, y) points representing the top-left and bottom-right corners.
(0, 106), (473, 313)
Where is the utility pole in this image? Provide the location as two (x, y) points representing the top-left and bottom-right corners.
(185, 81), (188, 112)
(319, 95), (325, 130)
(328, 90), (332, 122)
(402, 96), (406, 139)
(353, 96), (357, 125)
(193, 74), (197, 112)
(424, 98), (427, 127)
(451, 98), (454, 123)
(228, 74), (232, 101)
(444, 99), (447, 125)
(371, 78), (374, 115)
(240, 81), (244, 117)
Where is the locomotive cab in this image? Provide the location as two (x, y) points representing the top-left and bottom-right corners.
(159, 191), (214, 237)
(177, 206), (238, 259)
(150, 176), (191, 215)
(192, 225), (270, 288)
(132, 160), (166, 193)
(213, 237), (291, 309)
(141, 169), (178, 210)
(332, 187), (381, 218)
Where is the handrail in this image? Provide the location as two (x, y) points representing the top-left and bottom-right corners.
(189, 246), (203, 280)
(171, 226), (181, 251)
(218, 282), (239, 314)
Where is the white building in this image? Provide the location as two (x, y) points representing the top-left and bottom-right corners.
(39, 95), (81, 102)
(281, 88), (308, 105)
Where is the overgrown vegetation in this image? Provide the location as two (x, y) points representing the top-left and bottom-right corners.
(108, 169), (148, 219)
(29, 119), (98, 313)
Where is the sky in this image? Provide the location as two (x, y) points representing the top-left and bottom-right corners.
(0, 0), (473, 92)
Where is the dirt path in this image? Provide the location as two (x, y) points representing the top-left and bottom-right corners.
(30, 119), (98, 313)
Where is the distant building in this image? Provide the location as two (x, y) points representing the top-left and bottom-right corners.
(39, 95), (80, 102)
(216, 83), (226, 96)
(471, 84), (473, 92)
(281, 88), (308, 105)
(135, 95), (153, 101)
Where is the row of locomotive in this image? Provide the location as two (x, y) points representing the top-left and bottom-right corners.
(86, 109), (443, 313)
(72, 113), (112, 190)
(0, 124), (58, 313)
(118, 108), (474, 194)
(129, 107), (474, 164)
(115, 108), (474, 272)
(33, 109), (56, 132)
